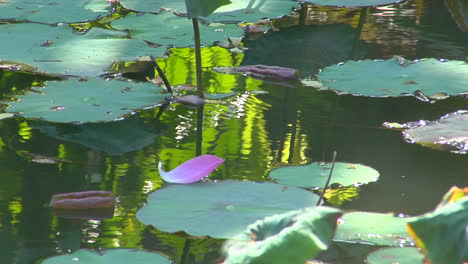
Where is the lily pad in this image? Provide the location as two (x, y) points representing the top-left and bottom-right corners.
(118, 0), (299, 22)
(33, 116), (158, 155)
(223, 207), (342, 264)
(317, 57), (468, 98)
(111, 11), (244, 47)
(184, 0), (232, 18)
(6, 78), (167, 123)
(136, 180), (319, 238)
(0, 0), (111, 24)
(334, 212), (414, 246)
(406, 196), (468, 264)
(301, 0), (404, 7)
(40, 248), (171, 264)
(268, 162), (379, 188)
(0, 23), (166, 77)
(366, 247), (424, 264)
(399, 110), (468, 154)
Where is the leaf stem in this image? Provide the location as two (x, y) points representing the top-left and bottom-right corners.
(316, 151), (337, 206)
(150, 56), (172, 94)
(191, 17), (204, 98)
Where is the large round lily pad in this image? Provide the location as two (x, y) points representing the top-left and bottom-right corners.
(111, 11), (244, 47)
(136, 180), (319, 238)
(334, 212), (414, 246)
(301, 0), (404, 7)
(0, 0), (111, 24)
(118, 0), (299, 22)
(40, 248), (171, 264)
(366, 247), (424, 264)
(0, 23), (166, 77)
(6, 78), (167, 123)
(317, 57), (468, 98)
(268, 162), (379, 188)
(401, 111), (468, 154)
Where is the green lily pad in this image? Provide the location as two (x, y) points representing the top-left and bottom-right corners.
(136, 180), (319, 238)
(111, 11), (244, 47)
(317, 57), (468, 98)
(184, 0), (232, 18)
(301, 0), (404, 7)
(6, 78), (167, 123)
(40, 248), (171, 264)
(334, 212), (414, 246)
(118, 0), (299, 22)
(0, 23), (165, 77)
(399, 111), (468, 154)
(268, 162), (379, 188)
(366, 247), (424, 264)
(406, 196), (468, 264)
(33, 116), (158, 155)
(223, 207), (342, 264)
(0, 0), (111, 24)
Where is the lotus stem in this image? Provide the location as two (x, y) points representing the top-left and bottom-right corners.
(192, 17), (204, 98)
(316, 151), (337, 206)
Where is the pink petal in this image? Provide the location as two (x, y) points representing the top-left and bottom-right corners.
(158, 155), (224, 183)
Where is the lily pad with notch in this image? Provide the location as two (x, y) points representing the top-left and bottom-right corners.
(268, 162), (379, 188)
(0, 23), (166, 77)
(5, 78), (168, 123)
(0, 0), (112, 24)
(136, 180), (319, 239)
(118, 0), (299, 22)
(316, 57), (468, 99)
(40, 248), (171, 264)
(111, 11), (244, 47)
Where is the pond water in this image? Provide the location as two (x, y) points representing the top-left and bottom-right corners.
(0, 0), (467, 263)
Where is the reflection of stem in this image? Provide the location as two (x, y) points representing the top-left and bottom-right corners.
(180, 239), (192, 264)
(316, 151), (337, 206)
(150, 56), (172, 94)
(86, 150), (101, 188)
(298, 3), (309, 26)
(196, 105), (204, 156)
(349, 7), (368, 60)
(192, 18), (204, 98)
(287, 87), (299, 163)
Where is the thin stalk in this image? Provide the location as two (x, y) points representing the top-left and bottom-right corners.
(150, 56), (172, 94)
(316, 151), (337, 206)
(195, 105), (204, 156)
(192, 17), (204, 98)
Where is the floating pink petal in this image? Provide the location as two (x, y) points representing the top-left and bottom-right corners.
(158, 155), (224, 183)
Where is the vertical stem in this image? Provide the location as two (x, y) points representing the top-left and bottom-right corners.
(349, 7), (368, 60)
(316, 151), (337, 206)
(192, 17), (204, 98)
(195, 105), (204, 156)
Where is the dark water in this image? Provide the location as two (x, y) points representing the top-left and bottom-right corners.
(0, 0), (467, 263)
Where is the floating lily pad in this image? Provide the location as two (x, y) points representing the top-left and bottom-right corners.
(0, 0), (111, 24)
(118, 0), (299, 22)
(111, 12), (244, 47)
(0, 23), (165, 77)
(40, 248), (171, 264)
(406, 196), (468, 264)
(334, 212), (414, 246)
(6, 78), (167, 123)
(399, 111), (468, 154)
(366, 247), (424, 264)
(33, 116), (158, 155)
(268, 162), (379, 188)
(136, 180), (319, 238)
(317, 57), (468, 98)
(301, 0), (404, 7)
(223, 207), (342, 264)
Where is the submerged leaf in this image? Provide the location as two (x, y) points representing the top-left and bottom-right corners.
(317, 57), (468, 99)
(366, 247), (424, 264)
(158, 155), (224, 183)
(223, 207), (342, 264)
(49, 191), (115, 209)
(136, 180), (319, 238)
